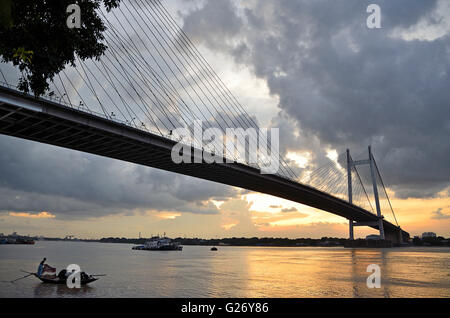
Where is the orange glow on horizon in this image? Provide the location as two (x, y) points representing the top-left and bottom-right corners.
(222, 223), (239, 231)
(156, 212), (182, 220)
(8, 211), (55, 219)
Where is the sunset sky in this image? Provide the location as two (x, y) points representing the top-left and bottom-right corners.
(0, 0), (449, 239)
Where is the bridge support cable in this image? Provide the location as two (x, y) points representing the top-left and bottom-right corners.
(77, 58), (140, 126)
(126, 0), (296, 177)
(51, 76), (70, 106)
(100, 21), (227, 158)
(146, 0), (299, 180)
(100, 19), (231, 152)
(99, 9), (191, 122)
(103, 20), (235, 162)
(0, 68), (7, 85)
(135, 2), (295, 178)
(81, 57), (165, 134)
(101, 13), (206, 134)
(149, 0), (294, 170)
(96, 59), (147, 127)
(77, 58), (109, 118)
(129, 0), (256, 154)
(125, 1), (239, 132)
(102, 44), (181, 131)
(368, 146), (385, 239)
(352, 164), (374, 213)
(95, 40), (175, 134)
(300, 150), (373, 213)
(56, 74), (73, 107)
(100, 27), (189, 132)
(100, 12), (194, 134)
(112, 3), (242, 163)
(139, 0), (274, 161)
(372, 155), (399, 227)
(81, 54), (161, 132)
(100, 8), (215, 144)
(60, 70), (92, 113)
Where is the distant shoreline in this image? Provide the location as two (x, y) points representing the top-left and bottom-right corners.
(3, 235), (449, 247)
(52, 236), (450, 248)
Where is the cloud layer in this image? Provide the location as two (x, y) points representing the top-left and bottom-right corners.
(183, 0), (450, 199)
(0, 135), (238, 219)
(0, 1), (449, 238)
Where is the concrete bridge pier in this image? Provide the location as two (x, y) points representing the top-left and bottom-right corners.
(349, 219), (354, 240)
(385, 227), (410, 246)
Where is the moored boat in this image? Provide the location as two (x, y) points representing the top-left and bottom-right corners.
(132, 237), (182, 251)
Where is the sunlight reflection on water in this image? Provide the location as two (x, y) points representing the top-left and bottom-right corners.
(0, 241), (448, 298)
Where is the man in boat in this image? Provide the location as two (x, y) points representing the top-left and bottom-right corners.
(37, 259), (57, 279)
(37, 258), (46, 277)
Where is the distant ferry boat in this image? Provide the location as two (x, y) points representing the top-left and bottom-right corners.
(132, 237), (182, 251)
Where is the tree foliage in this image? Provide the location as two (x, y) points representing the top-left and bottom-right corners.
(0, 0), (120, 96)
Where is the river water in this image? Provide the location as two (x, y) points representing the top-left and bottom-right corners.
(0, 241), (448, 298)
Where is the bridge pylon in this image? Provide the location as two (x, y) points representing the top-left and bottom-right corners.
(346, 149), (354, 240)
(346, 146), (385, 240)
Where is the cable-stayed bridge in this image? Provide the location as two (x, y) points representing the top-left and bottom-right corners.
(0, 0), (409, 244)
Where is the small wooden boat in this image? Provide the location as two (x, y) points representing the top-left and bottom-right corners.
(33, 273), (98, 285)
(211, 247), (218, 251)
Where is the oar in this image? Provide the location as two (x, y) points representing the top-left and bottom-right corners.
(11, 273), (34, 282)
(91, 274), (107, 277)
(0, 273), (34, 283)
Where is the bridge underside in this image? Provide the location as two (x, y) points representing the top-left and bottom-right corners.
(0, 87), (409, 241)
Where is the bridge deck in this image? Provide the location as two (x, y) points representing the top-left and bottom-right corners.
(0, 86), (408, 237)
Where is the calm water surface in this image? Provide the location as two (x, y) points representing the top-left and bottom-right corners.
(0, 241), (449, 298)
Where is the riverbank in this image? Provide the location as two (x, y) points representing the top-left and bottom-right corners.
(3, 235), (448, 248)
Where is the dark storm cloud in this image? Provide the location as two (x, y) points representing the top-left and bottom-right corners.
(0, 1), (249, 221)
(0, 135), (238, 218)
(182, 0), (450, 199)
(182, 0), (243, 51)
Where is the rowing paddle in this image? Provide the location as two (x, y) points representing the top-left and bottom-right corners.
(0, 273), (34, 283)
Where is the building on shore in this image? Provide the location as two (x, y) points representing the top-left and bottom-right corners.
(422, 232), (437, 238)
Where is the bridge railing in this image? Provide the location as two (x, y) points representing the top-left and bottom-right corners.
(0, 81), (168, 137)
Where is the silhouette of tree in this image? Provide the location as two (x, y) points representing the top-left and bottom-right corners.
(0, 0), (120, 96)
